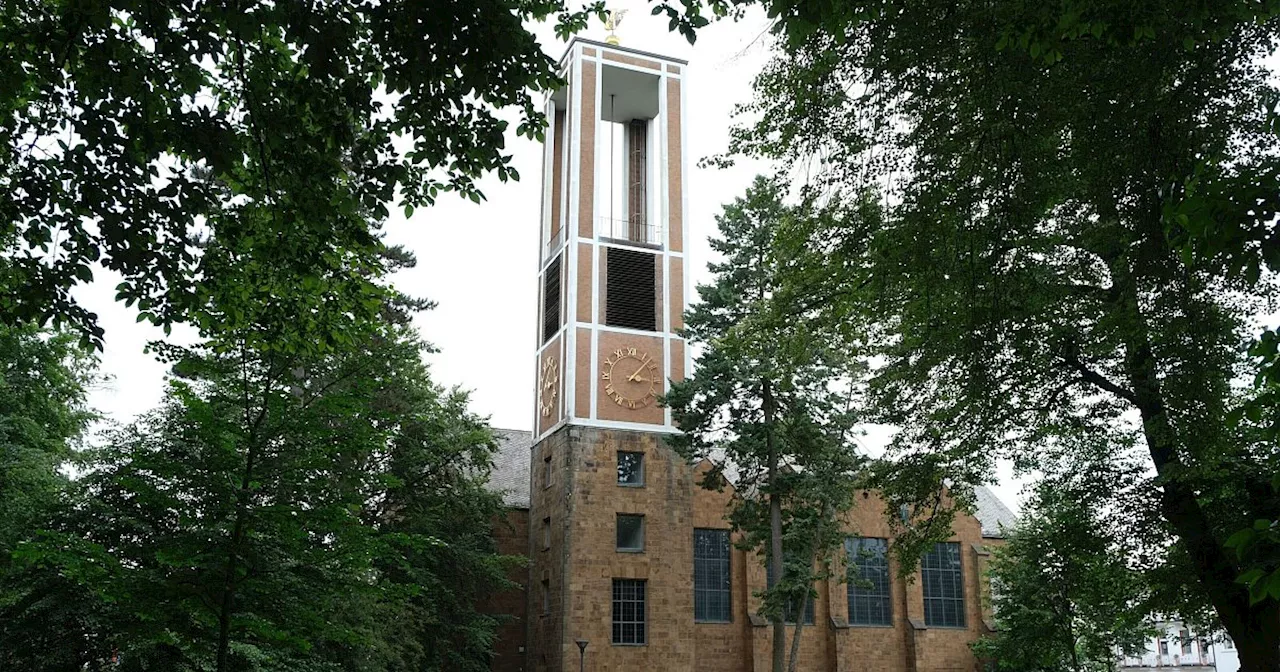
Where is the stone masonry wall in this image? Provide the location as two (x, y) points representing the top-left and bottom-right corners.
(561, 426), (695, 672)
(489, 509), (531, 672)
(503, 425), (1002, 672)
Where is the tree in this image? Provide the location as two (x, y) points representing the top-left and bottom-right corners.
(665, 176), (863, 672)
(0, 324), (96, 555)
(652, 0), (1280, 666)
(0, 324), (102, 671)
(0, 0), (601, 351)
(2, 255), (515, 672)
(975, 438), (1153, 672)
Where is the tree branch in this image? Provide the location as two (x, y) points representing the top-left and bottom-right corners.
(1060, 349), (1136, 405)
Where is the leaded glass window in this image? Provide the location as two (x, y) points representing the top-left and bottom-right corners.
(922, 542), (965, 628)
(846, 537), (891, 626)
(694, 529), (731, 622)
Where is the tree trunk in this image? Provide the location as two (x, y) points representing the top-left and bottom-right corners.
(216, 439), (258, 672)
(764, 378), (786, 672)
(1111, 247), (1280, 672)
(217, 358), (271, 672)
(787, 590), (808, 672)
(1064, 597), (1080, 672)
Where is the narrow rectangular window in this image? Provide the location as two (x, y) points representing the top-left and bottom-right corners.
(766, 553), (815, 624)
(543, 255), (562, 343)
(604, 247), (656, 331)
(612, 579), (646, 645)
(1181, 629), (1193, 655)
(626, 119), (648, 242)
(694, 529), (732, 622)
(542, 517), (551, 550)
(616, 514), (644, 552)
(1159, 638), (1169, 655)
(542, 452), (552, 490)
(542, 579), (551, 614)
(922, 542), (965, 628)
(846, 537), (892, 626)
(617, 451), (644, 486)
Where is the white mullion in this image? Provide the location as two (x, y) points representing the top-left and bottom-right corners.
(659, 71), (672, 431)
(564, 45), (583, 427)
(588, 52), (604, 422)
(680, 67), (693, 398)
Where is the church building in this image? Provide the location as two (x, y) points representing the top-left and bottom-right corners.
(483, 36), (1018, 672)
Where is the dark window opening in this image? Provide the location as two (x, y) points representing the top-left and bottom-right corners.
(605, 247), (656, 331)
(543, 255), (562, 343)
(617, 451), (644, 485)
(616, 514), (644, 552)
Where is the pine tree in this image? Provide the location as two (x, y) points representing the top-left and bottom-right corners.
(666, 176), (864, 672)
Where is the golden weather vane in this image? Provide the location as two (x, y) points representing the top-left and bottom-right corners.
(603, 7), (628, 45)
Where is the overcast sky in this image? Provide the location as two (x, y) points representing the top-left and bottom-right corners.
(75, 2), (1028, 510)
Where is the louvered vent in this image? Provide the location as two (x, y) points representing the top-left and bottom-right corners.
(606, 247), (656, 331)
(543, 255), (562, 343)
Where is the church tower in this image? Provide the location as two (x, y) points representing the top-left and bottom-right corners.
(527, 36), (693, 672)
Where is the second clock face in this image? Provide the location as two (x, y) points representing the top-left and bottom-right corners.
(539, 356), (559, 417)
(601, 347), (660, 409)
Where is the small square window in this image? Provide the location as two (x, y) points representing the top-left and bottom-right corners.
(617, 514), (644, 552)
(617, 451), (644, 486)
(542, 517), (551, 550)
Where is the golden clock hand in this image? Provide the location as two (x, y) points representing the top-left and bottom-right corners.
(627, 361), (647, 382)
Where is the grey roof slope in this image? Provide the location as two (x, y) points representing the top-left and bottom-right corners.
(973, 485), (1019, 538)
(489, 429), (534, 509)
(483, 428), (1020, 536)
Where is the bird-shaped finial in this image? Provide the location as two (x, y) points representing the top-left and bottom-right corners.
(603, 8), (628, 45)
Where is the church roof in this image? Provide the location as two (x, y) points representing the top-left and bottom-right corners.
(483, 428), (1020, 537)
(489, 428), (534, 509)
(972, 485), (1019, 538)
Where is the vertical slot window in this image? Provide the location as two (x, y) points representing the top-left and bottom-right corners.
(543, 255), (561, 343)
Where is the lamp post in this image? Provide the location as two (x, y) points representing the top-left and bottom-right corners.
(575, 639), (588, 672)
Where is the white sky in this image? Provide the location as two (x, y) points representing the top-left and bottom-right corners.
(75, 2), (1027, 511)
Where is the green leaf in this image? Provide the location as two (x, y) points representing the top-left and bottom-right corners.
(1237, 568), (1265, 586)
(1225, 527), (1254, 550)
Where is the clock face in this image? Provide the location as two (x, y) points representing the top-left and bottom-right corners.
(539, 356), (559, 417)
(601, 346), (660, 409)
